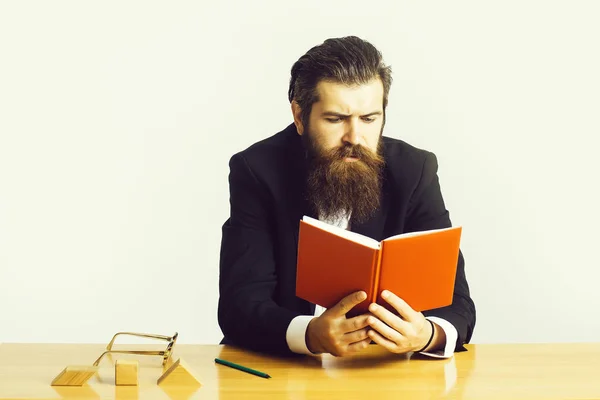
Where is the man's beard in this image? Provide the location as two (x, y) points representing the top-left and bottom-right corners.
(303, 131), (385, 225)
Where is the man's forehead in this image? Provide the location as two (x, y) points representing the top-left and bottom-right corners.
(314, 79), (384, 114)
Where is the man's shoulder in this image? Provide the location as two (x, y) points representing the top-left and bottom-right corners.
(226, 124), (302, 180)
(381, 135), (435, 169)
(231, 123), (299, 162)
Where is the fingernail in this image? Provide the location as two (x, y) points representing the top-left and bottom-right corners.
(367, 317), (375, 324)
(369, 304), (378, 312)
(382, 290), (389, 298)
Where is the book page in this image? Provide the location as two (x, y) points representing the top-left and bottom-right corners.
(383, 226), (461, 242)
(302, 216), (380, 249)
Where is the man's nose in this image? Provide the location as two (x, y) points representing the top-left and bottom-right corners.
(342, 121), (360, 145)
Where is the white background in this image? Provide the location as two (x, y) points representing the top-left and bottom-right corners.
(1, 0), (599, 345)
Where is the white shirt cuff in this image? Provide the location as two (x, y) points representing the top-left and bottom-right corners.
(286, 315), (317, 355)
(418, 316), (458, 359)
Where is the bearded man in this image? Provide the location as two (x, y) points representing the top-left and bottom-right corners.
(217, 36), (476, 358)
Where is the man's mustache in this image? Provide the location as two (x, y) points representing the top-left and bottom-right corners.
(333, 144), (372, 159)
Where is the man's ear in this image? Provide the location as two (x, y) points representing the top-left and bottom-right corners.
(291, 101), (304, 135)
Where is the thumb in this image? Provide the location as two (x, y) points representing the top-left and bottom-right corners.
(331, 291), (367, 317)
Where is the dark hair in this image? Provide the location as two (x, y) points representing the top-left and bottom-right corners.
(288, 36), (392, 129)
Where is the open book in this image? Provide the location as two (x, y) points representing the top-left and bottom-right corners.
(295, 216), (462, 316)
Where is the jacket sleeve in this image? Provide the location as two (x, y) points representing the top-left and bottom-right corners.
(404, 152), (476, 351)
(217, 153), (302, 355)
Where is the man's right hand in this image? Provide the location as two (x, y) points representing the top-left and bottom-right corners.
(305, 291), (373, 356)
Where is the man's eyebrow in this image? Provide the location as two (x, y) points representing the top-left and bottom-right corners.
(321, 111), (383, 117)
(362, 111), (383, 117)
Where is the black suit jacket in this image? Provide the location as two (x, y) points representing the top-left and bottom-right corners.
(218, 123), (476, 356)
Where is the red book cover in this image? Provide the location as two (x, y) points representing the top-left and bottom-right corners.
(296, 216), (461, 316)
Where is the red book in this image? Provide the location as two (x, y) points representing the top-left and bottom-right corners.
(296, 216), (462, 316)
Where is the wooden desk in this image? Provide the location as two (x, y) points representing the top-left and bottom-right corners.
(1, 342), (599, 399)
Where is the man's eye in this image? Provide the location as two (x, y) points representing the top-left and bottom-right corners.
(362, 117), (375, 123)
(326, 118), (341, 123)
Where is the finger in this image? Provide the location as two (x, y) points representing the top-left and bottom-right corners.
(332, 291), (367, 317)
(380, 290), (419, 323)
(366, 315), (404, 344)
(367, 329), (399, 353)
(368, 303), (411, 335)
(346, 337), (372, 353)
(341, 313), (371, 334)
(343, 327), (370, 344)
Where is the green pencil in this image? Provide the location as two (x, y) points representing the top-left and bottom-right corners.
(215, 358), (271, 379)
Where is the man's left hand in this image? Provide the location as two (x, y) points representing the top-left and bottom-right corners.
(366, 290), (434, 354)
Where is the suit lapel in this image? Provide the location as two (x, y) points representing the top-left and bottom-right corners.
(284, 132), (316, 246)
